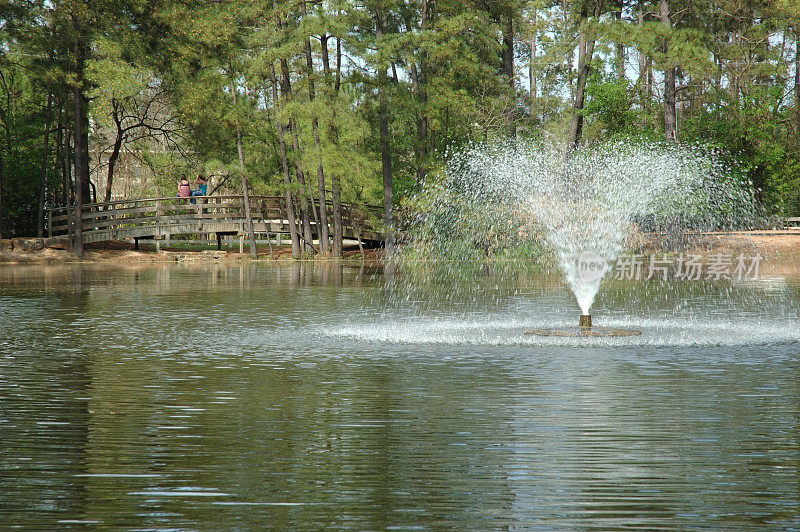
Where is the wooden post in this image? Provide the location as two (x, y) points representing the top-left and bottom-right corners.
(216, 233), (222, 250)
(239, 234), (244, 254)
(154, 201), (162, 253)
(67, 205), (74, 252)
(47, 210), (52, 238)
(111, 203), (117, 238)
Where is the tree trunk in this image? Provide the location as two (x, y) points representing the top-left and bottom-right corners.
(301, 3), (329, 254)
(289, 118), (314, 252)
(104, 99), (124, 203)
(501, 12), (514, 81)
(563, 0), (575, 104)
(330, 173), (343, 257)
(55, 109), (63, 207)
(0, 150), (3, 239)
(273, 0), (309, 255)
(37, 90), (53, 237)
(105, 130), (122, 203)
(410, 62), (428, 190)
(231, 78), (257, 258)
(795, 29), (800, 132)
(502, 11), (516, 137)
(530, 9), (537, 119)
(376, 12), (394, 251)
(3, 77), (12, 158)
(567, 4), (599, 149)
(240, 178), (256, 258)
(412, 0), (429, 190)
(279, 57), (314, 252)
(64, 124), (75, 210)
(637, 1), (649, 113)
(321, 34), (332, 82)
(320, 35), (344, 257)
(312, 122), (329, 254)
(615, 10), (625, 79)
(0, 71), (9, 237)
(72, 41), (89, 257)
(335, 34), (342, 93)
(305, 172), (320, 227)
(661, 0), (677, 141)
(269, 64), (301, 258)
(64, 125), (72, 208)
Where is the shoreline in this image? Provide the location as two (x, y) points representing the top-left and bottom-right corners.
(0, 237), (385, 266)
(2, 230), (799, 269)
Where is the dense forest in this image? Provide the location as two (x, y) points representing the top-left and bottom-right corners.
(1, 0), (799, 256)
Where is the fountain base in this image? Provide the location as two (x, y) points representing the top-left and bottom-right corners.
(526, 313), (641, 337)
(525, 327), (642, 337)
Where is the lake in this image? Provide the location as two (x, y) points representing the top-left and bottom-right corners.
(1, 262), (799, 529)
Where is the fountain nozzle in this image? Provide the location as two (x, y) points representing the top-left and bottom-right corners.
(526, 313), (641, 336)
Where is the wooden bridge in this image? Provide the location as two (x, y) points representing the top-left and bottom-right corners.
(46, 195), (384, 250)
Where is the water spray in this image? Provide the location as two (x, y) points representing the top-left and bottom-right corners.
(397, 139), (756, 338)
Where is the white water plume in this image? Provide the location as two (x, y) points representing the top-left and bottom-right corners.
(403, 140), (757, 315)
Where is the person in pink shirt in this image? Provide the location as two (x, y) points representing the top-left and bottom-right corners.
(177, 175), (191, 198)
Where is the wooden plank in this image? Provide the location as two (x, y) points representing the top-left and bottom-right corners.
(80, 205), (158, 221)
(49, 220), (70, 232)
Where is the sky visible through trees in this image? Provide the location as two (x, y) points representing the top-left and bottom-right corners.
(1, 0), (799, 255)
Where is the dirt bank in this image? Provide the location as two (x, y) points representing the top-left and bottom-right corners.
(702, 230), (800, 255)
(697, 230), (800, 278)
(0, 237), (385, 265)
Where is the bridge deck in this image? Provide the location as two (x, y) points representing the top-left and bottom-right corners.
(47, 195), (383, 247)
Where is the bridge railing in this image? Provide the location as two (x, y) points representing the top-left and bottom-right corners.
(46, 195), (383, 241)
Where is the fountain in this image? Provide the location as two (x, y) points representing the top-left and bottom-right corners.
(399, 140), (757, 335)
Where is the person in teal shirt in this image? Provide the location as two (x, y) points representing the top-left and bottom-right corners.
(190, 175), (207, 204)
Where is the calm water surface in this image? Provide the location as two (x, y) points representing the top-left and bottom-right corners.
(1, 263), (799, 529)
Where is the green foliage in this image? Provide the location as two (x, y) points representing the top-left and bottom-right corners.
(2, 0), (800, 238)
(0, 34), (56, 236)
(682, 83), (798, 214)
(583, 72), (637, 135)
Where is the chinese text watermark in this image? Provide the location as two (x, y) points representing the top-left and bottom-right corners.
(610, 253), (762, 281)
